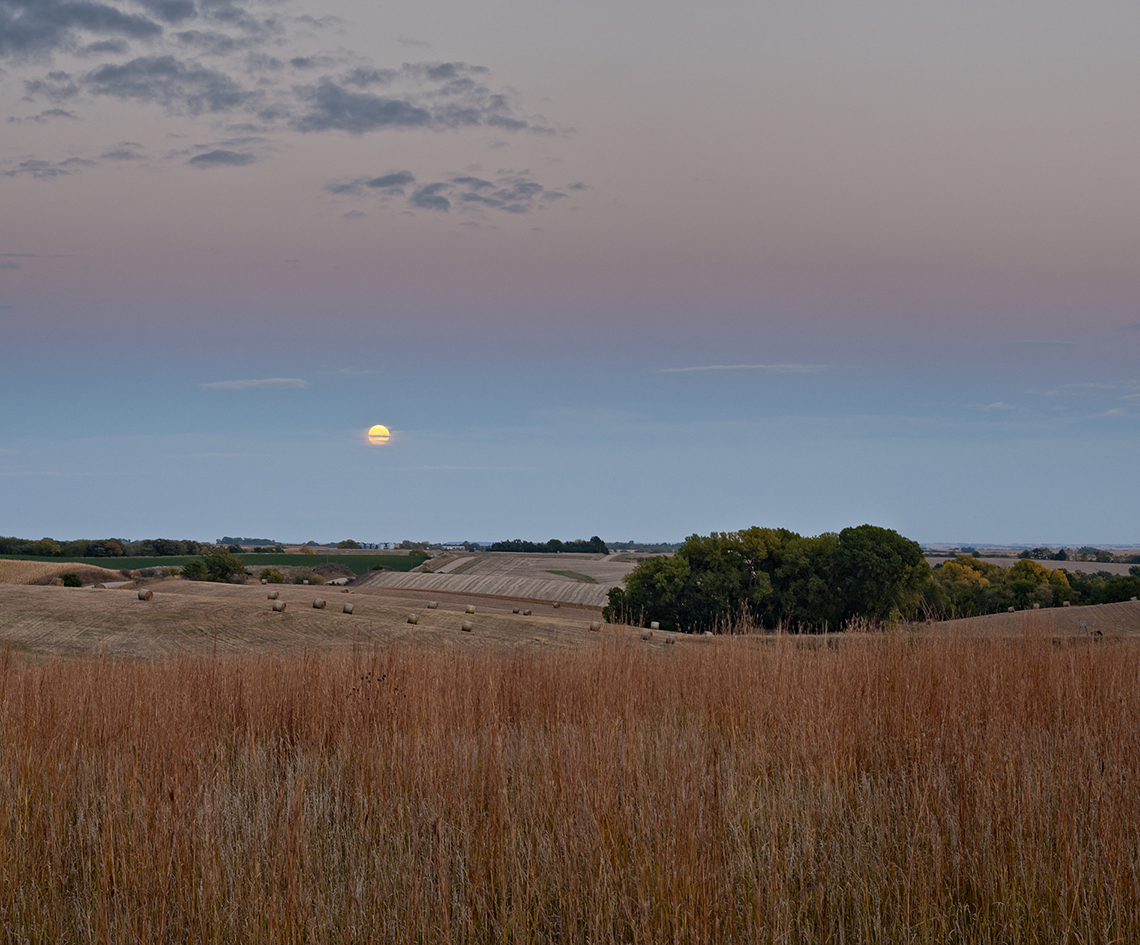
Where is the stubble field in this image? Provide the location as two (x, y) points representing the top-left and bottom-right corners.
(2, 580), (1140, 942)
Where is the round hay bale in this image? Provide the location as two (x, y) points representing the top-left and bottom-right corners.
(703, 630), (713, 638)
(1064, 600), (1071, 606)
(268, 590), (280, 600)
(522, 609), (531, 616)
(137, 588), (153, 601)
(261, 578), (267, 584)
(313, 598), (326, 609)
(1033, 602), (1040, 609)
(343, 602), (354, 615)
(407, 613), (419, 625)
(588, 621), (601, 631)
(553, 602), (560, 608)
(640, 628), (653, 641)
(461, 620), (473, 632)
(272, 600), (286, 612)
(1008, 606), (1015, 612)
(427, 601), (438, 609)
(465, 604), (476, 614)
(666, 633), (676, 644)
(302, 579), (310, 585)
(512, 607), (520, 614)
(649, 621), (660, 631)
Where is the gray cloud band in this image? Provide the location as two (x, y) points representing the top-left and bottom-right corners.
(326, 169), (571, 214)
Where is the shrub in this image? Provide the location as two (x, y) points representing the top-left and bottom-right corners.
(61, 572), (83, 587)
(259, 568), (285, 583)
(292, 570), (325, 585)
(181, 559), (207, 581)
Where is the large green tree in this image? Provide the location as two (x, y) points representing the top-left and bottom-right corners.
(605, 524), (930, 633)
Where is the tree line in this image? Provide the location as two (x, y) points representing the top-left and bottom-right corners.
(0, 536), (206, 558)
(488, 537), (610, 554)
(604, 525), (1140, 633)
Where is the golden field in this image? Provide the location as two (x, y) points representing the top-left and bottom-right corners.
(1, 605), (1139, 943)
(0, 558), (128, 586)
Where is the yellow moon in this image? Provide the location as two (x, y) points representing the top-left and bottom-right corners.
(367, 424), (390, 445)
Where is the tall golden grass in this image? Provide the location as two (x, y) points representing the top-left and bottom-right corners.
(0, 559), (126, 585)
(1, 630), (1138, 943)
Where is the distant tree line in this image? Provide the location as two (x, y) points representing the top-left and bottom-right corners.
(0, 536), (206, 557)
(1017, 546), (1140, 564)
(603, 526), (1140, 633)
(488, 537), (610, 554)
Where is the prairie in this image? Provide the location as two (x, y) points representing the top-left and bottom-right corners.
(2, 628), (1139, 942)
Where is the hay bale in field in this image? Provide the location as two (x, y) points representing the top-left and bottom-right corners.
(427, 601), (438, 609)
(407, 613), (419, 625)
(650, 621), (660, 630)
(137, 589), (153, 601)
(261, 578), (267, 584)
(461, 620), (473, 632)
(313, 598), (326, 609)
(512, 607), (520, 614)
(343, 602), (354, 615)
(553, 602), (560, 608)
(588, 621), (601, 631)
(641, 628), (653, 640)
(268, 590), (280, 600)
(522, 609), (531, 616)
(703, 630), (713, 638)
(465, 604), (475, 614)
(1033, 603), (1040, 609)
(1008, 606), (1015, 612)
(1064, 600), (1071, 606)
(666, 633), (676, 644)
(272, 600), (286, 612)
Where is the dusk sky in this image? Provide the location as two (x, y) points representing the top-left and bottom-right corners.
(3, 0), (1139, 545)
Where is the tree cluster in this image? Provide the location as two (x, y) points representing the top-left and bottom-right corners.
(603, 525), (928, 633)
(181, 547), (246, 583)
(927, 555), (1140, 616)
(488, 537), (609, 554)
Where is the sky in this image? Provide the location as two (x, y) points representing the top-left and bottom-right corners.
(2, 0), (1139, 546)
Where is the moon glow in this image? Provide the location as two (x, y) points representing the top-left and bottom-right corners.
(367, 424), (391, 445)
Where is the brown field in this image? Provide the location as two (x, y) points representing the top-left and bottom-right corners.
(357, 552), (644, 606)
(0, 558), (129, 586)
(3, 586), (1140, 942)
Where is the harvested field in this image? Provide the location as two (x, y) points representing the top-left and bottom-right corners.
(354, 551), (648, 606)
(449, 551), (641, 585)
(0, 579), (621, 657)
(353, 569), (614, 606)
(2, 630), (1140, 942)
(0, 559), (127, 586)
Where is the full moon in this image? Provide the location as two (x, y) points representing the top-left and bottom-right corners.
(367, 424), (390, 445)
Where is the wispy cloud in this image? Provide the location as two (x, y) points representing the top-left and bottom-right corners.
(400, 465), (537, 472)
(657, 363), (826, 374)
(200, 377), (308, 390)
(981, 402), (1016, 411)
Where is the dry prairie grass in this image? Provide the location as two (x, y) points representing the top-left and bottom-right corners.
(1, 631), (1139, 943)
(0, 559), (126, 585)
